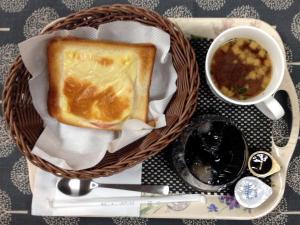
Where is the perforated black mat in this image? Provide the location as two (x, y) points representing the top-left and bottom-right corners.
(141, 38), (272, 194)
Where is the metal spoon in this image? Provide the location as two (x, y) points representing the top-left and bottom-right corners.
(57, 178), (169, 197)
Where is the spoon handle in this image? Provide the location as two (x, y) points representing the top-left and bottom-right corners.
(98, 183), (169, 195)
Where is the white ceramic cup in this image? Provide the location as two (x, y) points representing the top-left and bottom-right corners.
(205, 26), (285, 120)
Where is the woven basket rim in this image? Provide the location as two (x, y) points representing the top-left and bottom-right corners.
(3, 4), (200, 178)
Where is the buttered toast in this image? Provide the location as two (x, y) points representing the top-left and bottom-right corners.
(47, 38), (156, 130)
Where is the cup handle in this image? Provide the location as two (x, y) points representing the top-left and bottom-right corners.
(255, 96), (285, 120)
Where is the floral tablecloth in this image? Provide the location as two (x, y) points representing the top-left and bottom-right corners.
(0, 1), (299, 225)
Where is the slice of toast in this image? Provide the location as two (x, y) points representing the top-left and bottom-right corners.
(47, 38), (156, 130)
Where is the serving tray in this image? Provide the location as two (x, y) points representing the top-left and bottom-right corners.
(27, 17), (299, 220)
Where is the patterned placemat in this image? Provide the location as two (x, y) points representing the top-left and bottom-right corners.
(142, 38), (272, 194)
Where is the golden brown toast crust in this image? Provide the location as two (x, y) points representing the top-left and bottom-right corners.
(47, 37), (156, 130)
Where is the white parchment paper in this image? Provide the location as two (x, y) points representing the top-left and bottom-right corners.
(19, 21), (177, 170)
(31, 164), (142, 216)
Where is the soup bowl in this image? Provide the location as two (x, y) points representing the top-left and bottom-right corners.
(205, 26), (285, 120)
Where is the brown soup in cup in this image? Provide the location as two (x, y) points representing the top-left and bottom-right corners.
(210, 38), (272, 100)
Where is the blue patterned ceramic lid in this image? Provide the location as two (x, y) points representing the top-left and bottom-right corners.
(234, 176), (272, 208)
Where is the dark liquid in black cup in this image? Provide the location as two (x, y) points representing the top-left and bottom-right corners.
(184, 120), (246, 185)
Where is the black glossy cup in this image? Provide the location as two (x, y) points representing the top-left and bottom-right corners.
(172, 115), (249, 192)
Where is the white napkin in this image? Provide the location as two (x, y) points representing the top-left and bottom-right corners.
(18, 21), (177, 170)
(31, 164), (142, 217)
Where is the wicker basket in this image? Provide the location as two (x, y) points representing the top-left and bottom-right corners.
(2, 4), (199, 178)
